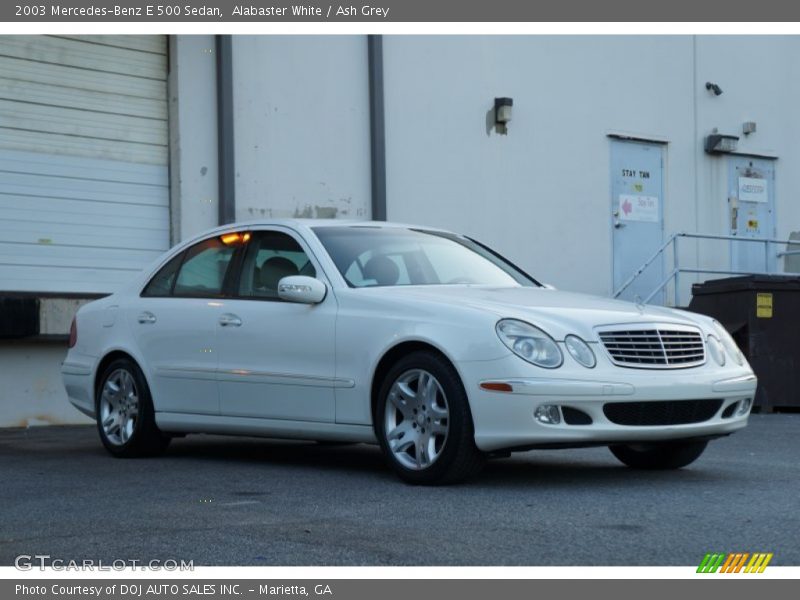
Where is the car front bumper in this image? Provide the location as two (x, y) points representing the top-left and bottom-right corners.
(460, 356), (757, 452)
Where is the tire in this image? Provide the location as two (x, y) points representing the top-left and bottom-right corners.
(609, 439), (708, 470)
(375, 350), (485, 485)
(95, 358), (170, 458)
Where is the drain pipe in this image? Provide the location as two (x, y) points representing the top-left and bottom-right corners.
(216, 35), (236, 225)
(368, 35), (387, 222)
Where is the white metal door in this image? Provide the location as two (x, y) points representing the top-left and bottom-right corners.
(729, 157), (776, 273)
(0, 35), (169, 294)
(611, 139), (665, 303)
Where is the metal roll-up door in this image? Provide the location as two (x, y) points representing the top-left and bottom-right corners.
(0, 35), (169, 294)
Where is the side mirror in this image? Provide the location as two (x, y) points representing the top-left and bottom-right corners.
(278, 276), (327, 304)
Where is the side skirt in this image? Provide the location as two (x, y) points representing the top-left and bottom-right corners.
(155, 412), (377, 444)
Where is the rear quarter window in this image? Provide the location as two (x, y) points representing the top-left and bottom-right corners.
(141, 252), (183, 297)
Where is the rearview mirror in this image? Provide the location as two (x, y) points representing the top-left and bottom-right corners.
(278, 276), (327, 304)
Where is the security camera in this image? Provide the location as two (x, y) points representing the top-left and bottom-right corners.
(705, 82), (723, 96)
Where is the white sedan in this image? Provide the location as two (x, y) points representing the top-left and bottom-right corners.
(62, 220), (757, 484)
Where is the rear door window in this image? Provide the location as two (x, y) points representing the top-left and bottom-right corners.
(172, 238), (238, 297)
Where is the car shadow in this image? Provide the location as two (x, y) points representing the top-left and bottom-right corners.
(165, 436), (390, 475)
(161, 435), (741, 489)
(476, 455), (735, 488)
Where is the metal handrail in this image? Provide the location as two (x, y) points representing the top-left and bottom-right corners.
(612, 233), (678, 299)
(613, 231), (800, 306)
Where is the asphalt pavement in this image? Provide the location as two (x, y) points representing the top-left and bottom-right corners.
(1, 414), (798, 565)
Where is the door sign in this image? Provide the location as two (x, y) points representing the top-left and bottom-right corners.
(618, 194), (659, 223)
(738, 177), (768, 203)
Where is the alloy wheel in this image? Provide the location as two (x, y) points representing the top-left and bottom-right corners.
(384, 369), (450, 470)
(99, 368), (140, 446)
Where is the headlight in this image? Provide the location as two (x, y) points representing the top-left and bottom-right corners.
(707, 335), (726, 366)
(564, 335), (596, 368)
(712, 320), (745, 366)
(496, 319), (563, 368)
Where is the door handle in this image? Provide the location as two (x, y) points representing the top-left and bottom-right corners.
(219, 313), (242, 327)
(137, 311), (157, 324)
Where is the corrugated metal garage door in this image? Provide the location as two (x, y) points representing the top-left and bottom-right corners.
(0, 35), (169, 294)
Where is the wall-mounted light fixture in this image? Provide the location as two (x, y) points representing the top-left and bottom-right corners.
(705, 133), (739, 154)
(705, 82), (723, 96)
(494, 97), (513, 124)
(742, 121), (757, 135)
(494, 97), (513, 134)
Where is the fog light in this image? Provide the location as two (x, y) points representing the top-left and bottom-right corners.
(534, 405), (561, 425)
(737, 397), (753, 416)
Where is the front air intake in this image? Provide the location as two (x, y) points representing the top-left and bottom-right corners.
(603, 399), (723, 426)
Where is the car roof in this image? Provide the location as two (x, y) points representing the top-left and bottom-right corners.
(197, 218), (453, 237)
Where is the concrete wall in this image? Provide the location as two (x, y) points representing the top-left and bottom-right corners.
(0, 341), (91, 427)
(382, 36), (800, 298)
(231, 36), (372, 222)
(168, 35), (220, 244)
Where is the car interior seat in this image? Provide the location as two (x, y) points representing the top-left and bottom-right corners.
(259, 256), (300, 296)
(362, 255), (400, 286)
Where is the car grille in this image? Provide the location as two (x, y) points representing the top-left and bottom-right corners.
(603, 399), (723, 426)
(598, 326), (705, 369)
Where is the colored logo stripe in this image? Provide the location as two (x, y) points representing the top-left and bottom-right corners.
(697, 553), (726, 573)
(722, 553), (748, 573)
(697, 552), (773, 573)
(745, 553), (773, 573)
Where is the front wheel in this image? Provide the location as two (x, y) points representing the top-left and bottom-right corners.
(375, 351), (485, 485)
(609, 439), (708, 470)
(96, 358), (170, 458)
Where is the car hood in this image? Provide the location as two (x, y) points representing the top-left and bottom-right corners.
(361, 285), (708, 341)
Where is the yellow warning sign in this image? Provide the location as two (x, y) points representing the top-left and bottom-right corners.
(757, 293), (773, 318)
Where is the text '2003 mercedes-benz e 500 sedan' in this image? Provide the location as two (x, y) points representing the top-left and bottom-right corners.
(62, 220), (757, 484)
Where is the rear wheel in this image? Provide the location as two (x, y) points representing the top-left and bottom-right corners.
(609, 439), (708, 470)
(96, 358), (170, 458)
(375, 351), (485, 485)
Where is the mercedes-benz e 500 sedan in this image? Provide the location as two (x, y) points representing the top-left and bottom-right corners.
(62, 220), (757, 484)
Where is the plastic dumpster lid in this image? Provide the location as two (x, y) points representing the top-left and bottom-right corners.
(691, 274), (800, 295)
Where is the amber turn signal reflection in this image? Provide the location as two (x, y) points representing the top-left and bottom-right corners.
(480, 382), (513, 393)
(220, 232), (251, 245)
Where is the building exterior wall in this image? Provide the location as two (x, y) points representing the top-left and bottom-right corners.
(692, 36), (800, 285)
(382, 35), (800, 299)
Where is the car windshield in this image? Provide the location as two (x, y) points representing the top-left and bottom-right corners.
(313, 226), (539, 288)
